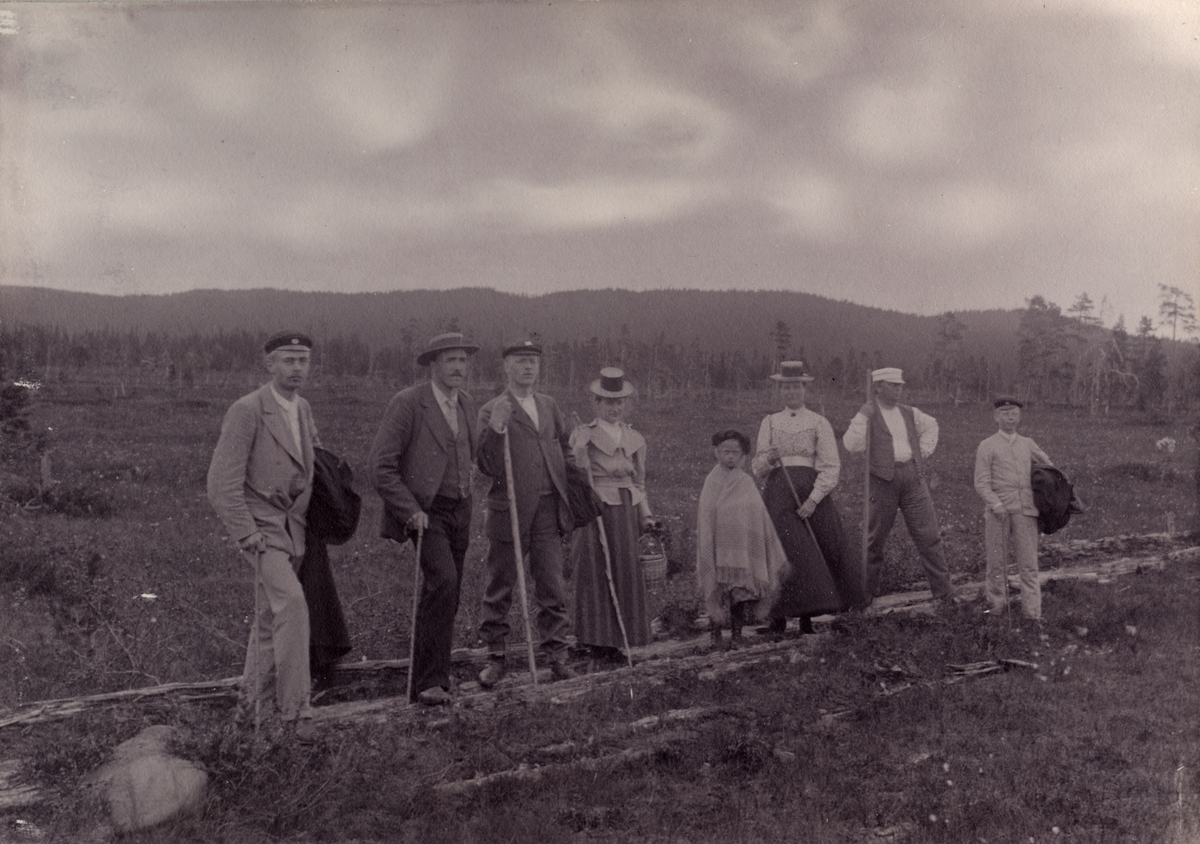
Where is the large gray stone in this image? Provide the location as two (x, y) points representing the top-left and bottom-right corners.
(84, 725), (207, 833)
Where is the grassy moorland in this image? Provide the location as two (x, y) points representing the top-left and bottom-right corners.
(0, 374), (1198, 842)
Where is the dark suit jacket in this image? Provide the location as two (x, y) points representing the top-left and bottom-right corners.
(477, 390), (576, 539)
(207, 382), (318, 558)
(369, 382), (478, 542)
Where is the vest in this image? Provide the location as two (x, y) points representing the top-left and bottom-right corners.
(868, 403), (922, 481)
(436, 401), (473, 500)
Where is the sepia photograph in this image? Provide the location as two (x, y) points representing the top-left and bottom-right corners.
(0, 1), (1197, 840)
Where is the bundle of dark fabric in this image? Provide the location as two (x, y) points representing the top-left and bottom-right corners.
(566, 463), (605, 529)
(301, 447), (361, 683)
(1031, 465), (1085, 535)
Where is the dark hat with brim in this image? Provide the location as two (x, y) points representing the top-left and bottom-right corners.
(589, 367), (634, 398)
(502, 338), (543, 357)
(769, 360), (814, 382)
(264, 330), (313, 354)
(994, 396), (1024, 409)
(712, 429), (751, 454)
(416, 332), (480, 366)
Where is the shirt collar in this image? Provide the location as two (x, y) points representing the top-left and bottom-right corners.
(269, 383), (297, 409)
(430, 380), (457, 407)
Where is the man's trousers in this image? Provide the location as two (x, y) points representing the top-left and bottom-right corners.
(406, 494), (472, 697)
(983, 510), (1041, 620)
(243, 547), (311, 721)
(866, 461), (952, 600)
(479, 493), (569, 660)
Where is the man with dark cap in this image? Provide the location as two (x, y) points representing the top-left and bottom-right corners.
(207, 330), (320, 732)
(974, 397), (1053, 621)
(842, 367), (956, 605)
(368, 332), (479, 705)
(475, 338), (580, 687)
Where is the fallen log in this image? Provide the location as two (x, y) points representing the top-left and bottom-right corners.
(0, 760), (44, 810)
(4, 544), (1193, 731)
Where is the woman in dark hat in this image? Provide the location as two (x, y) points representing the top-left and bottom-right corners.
(751, 361), (864, 635)
(568, 368), (655, 663)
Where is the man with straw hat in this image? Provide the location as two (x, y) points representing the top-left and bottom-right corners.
(475, 338), (581, 687)
(842, 367), (957, 606)
(368, 331), (479, 706)
(207, 330), (321, 736)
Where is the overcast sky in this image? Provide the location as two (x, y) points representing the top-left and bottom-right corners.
(0, 0), (1196, 328)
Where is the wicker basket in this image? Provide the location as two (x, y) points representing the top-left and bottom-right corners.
(639, 533), (668, 586)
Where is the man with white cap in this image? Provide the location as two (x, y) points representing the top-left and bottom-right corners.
(369, 331), (480, 705)
(842, 367), (955, 605)
(207, 330), (321, 732)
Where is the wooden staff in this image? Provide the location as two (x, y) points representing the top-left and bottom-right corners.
(776, 458), (830, 568)
(503, 428), (539, 684)
(861, 370), (872, 585)
(594, 515), (635, 669)
(248, 546), (262, 734)
(405, 525), (424, 704)
(768, 417), (828, 566)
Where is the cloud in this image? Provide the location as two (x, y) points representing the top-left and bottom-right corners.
(473, 176), (715, 231)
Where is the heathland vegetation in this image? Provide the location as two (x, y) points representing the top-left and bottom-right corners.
(0, 285), (1197, 841)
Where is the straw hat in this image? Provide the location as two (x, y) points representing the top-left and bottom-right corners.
(589, 367), (634, 399)
(769, 361), (814, 382)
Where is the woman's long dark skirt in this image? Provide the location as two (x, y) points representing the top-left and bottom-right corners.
(570, 489), (651, 649)
(763, 466), (865, 618)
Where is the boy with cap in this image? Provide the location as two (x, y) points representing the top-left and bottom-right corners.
(207, 330), (320, 732)
(974, 397), (1054, 621)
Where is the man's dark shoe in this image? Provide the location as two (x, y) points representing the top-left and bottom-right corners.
(416, 686), (452, 706)
(798, 616), (815, 635)
(550, 659), (578, 681)
(292, 718), (319, 744)
(478, 658), (506, 688)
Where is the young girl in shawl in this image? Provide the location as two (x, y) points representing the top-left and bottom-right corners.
(696, 429), (789, 648)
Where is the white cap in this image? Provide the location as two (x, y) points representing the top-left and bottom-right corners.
(871, 367), (905, 384)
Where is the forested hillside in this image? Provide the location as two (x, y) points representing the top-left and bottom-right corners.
(1, 285), (1194, 411)
(0, 286), (1019, 397)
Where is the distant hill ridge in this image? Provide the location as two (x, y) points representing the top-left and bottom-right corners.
(0, 286), (1020, 372)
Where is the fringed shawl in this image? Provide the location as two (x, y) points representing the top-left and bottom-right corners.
(695, 464), (789, 625)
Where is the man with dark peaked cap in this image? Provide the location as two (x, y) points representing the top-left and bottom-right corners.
(368, 332), (480, 705)
(475, 338), (581, 687)
(974, 396), (1054, 621)
(207, 330), (320, 729)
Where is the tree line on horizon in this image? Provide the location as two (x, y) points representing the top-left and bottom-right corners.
(0, 285), (1195, 413)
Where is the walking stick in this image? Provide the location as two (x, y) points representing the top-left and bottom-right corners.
(595, 515), (635, 669)
(246, 545), (263, 735)
(861, 370), (873, 600)
(777, 459), (831, 571)
(406, 525), (425, 704)
(768, 417), (830, 569)
(503, 428), (540, 685)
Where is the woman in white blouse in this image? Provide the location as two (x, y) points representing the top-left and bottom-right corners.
(752, 361), (864, 634)
(568, 368), (655, 662)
